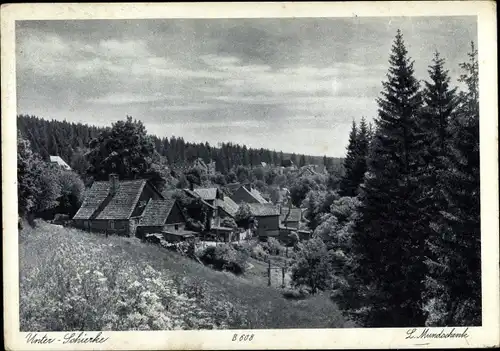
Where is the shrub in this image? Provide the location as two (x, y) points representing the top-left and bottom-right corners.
(282, 286), (310, 300)
(291, 238), (332, 294)
(262, 237), (286, 256)
(221, 217), (237, 229)
(199, 244), (248, 275)
(232, 241), (269, 261)
(250, 244), (269, 261)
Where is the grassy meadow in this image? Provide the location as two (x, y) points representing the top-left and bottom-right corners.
(19, 221), (351, 331)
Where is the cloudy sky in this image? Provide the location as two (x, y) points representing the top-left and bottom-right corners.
(16, 17), (476, 157)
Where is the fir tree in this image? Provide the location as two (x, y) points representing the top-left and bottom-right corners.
(340, 30), (427, 326)
(339, 120), (359, 197)
(423, 42), (481, 326)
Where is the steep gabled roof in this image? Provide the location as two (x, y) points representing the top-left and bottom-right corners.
(95, 180), (147, 220)
(248, 203), (280, 217)
(216, 196), (239, 217)
(244, 186), (268, 204)
(73, 179), (153, 220)
(73, 182), (110, 220)
(139, 198), (176, 227)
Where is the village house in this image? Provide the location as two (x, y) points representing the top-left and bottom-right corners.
(182, 188), (217, 231)
(184, 187), (240, 241)
(49, 155), (72, 171)
(230, 184), (268, 205)
(247, 203), (281, 240)
(72, 174), (163, 236)
(136, 198), (197, 242)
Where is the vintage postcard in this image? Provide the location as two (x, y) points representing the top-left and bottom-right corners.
(2, 1), (499, 350)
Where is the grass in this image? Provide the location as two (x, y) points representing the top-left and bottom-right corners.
(19, 220), (351, 330)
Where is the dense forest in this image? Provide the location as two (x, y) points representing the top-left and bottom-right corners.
(17, 115), (344, 176)
(17, 30), (480, 328)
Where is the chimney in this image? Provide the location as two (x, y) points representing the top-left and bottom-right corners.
(109, 174), (119, 196)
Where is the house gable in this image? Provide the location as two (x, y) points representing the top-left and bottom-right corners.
(165, 202), (186, 225)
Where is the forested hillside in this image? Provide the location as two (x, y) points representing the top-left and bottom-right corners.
(17, 115), (344, 175)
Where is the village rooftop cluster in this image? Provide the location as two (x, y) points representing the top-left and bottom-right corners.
(60, 157), (318, 245)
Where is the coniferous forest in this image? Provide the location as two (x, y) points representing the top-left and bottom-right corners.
(17, 30), (481, 328)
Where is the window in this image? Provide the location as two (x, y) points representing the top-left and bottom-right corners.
(109, 220), (115, 230)
(174, 224), (179, 231)
(84, 220), (89, 228)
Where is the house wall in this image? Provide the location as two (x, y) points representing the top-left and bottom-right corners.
(73, 219), (130, 236)
(282, 220), (299, 229)
(256, 215), (279, 237)
(136, 225), (163, 238)
(164, 223), (186, 232)
(165, 203), (186, 225)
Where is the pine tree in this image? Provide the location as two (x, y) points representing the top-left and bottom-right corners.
(423, 42), (480, 326)
(339, 120), (359, 196)
(340, 30), (427, 326)
(421, 52), (458, 160)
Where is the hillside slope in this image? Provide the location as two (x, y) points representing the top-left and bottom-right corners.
(19, 221), (350, 331)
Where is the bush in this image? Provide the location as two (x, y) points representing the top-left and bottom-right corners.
(282, 286), (310, 300)
(291, 238), (332, 294)
(199, 244), (248, 275)
(250, 244), (269, 261)
(232, 241), (269, 262)
(221, 217), (237, 229)
(262, 237), (286, 256)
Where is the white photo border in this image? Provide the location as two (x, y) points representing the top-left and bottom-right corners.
(2, 1), (498, 350)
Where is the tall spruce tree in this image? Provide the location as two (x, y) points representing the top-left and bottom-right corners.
(339, 120), (358, 196)
(342, 30), (427, 326)
(339, 118), (369, 197)
(423, 42), (481, 326)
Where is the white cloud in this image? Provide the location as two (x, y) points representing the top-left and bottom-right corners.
(98, 39), (150, 58)
(88, 92), (179, 105)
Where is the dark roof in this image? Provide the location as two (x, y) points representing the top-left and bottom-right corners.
(138, 199), (176, 227)
(281, 159), (294, 167)
(225, 182), (241, 192)
(73, 182), (110, 220)
(96, 180), (147, 220)
(216, 196), (239, 217)
(248, 203), (280, 217)
(73, 179), (153, 220)
(280, 207), (302, 222)
(236, 186), (268, 204)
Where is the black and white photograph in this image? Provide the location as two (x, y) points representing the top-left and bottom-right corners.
(2, 2), (498, 350)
